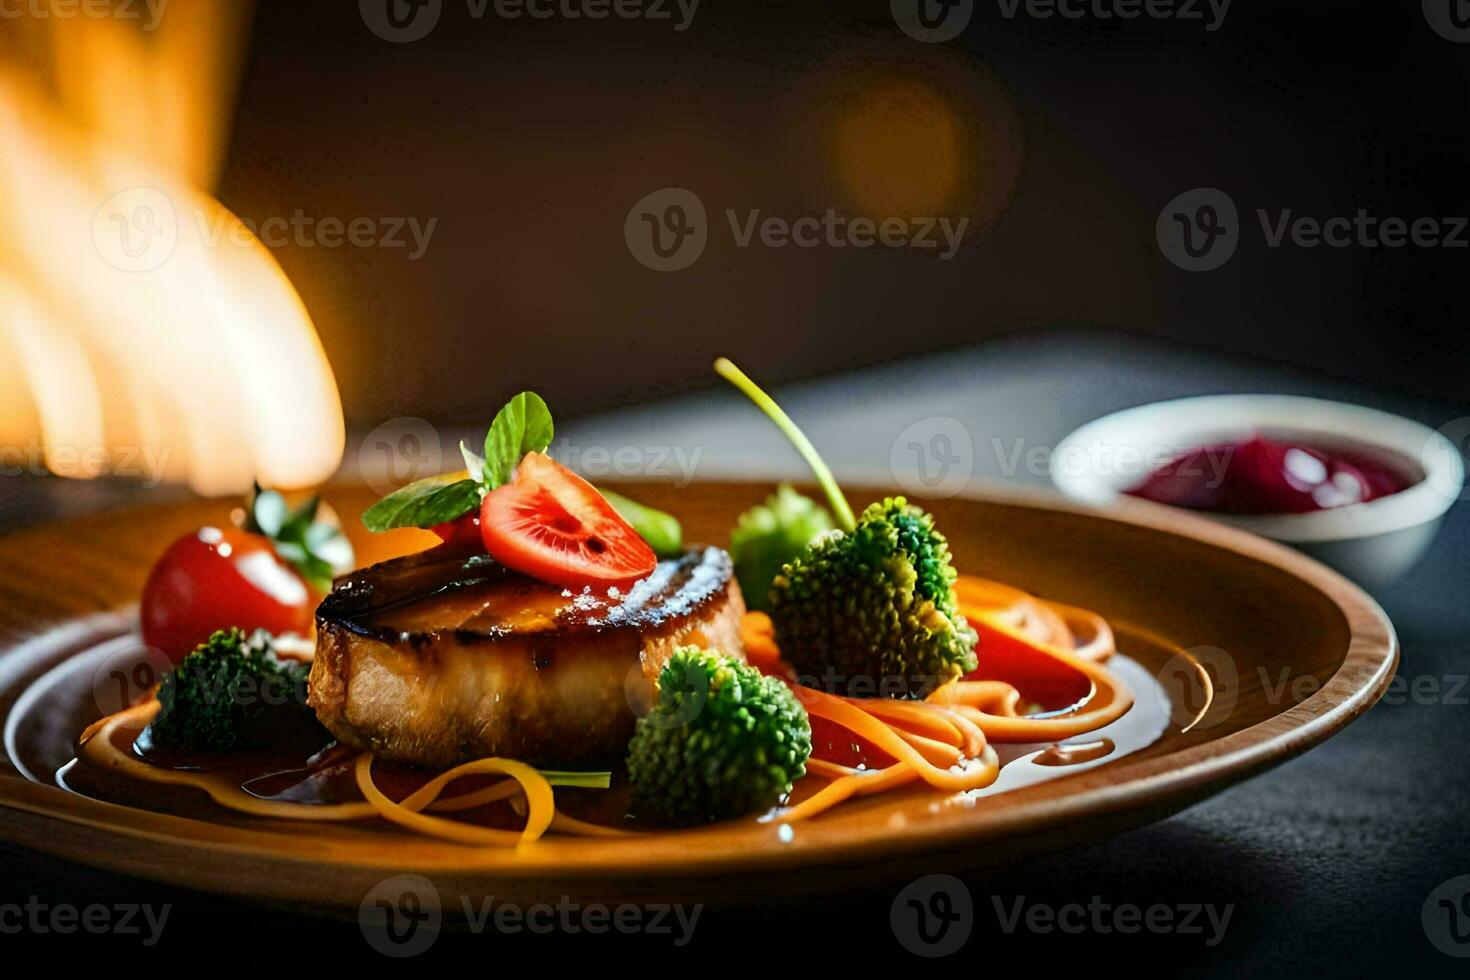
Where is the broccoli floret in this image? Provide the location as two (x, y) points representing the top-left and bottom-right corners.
(729, 484), (833, 611)
(769, 497), (978, 699)
(627, 647), (811, 826)
(146, 629), (330, 754)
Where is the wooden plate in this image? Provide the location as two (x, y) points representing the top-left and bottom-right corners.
(0, 482), (1396, 907)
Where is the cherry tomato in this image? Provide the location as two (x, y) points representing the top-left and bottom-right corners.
(430, 511), (483, 551)
(141, 527), (313, 664)
(479, 452), (657, 590)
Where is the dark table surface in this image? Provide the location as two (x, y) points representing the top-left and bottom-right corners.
(3, 332), (1467, 972)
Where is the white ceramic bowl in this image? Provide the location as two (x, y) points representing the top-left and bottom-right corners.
(1049, 395), (1464, 588)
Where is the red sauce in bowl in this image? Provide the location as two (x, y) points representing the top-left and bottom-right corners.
(1126, 435), (1415, 515)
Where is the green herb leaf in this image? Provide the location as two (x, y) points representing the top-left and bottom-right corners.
(482, 392), (554, 490)
(273, 542), (336, 592)
(245, 485), (355, 591)
(279, 495), (320, 541)
(459, 440), (487, 483)
(249, 484), (289, 538)
(306, 522), (353, 563)
(600, 488), (683, 558)
(361, 474), (483, 532)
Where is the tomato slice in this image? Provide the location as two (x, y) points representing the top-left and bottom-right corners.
(479, 452), (657, 590)
(429, 511), (484, 552)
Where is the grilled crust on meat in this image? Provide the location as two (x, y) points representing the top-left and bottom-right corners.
(308, 546), (745, 769)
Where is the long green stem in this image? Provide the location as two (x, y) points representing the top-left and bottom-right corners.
(537, 770), (613, 789)
(714, 357), (856, 532)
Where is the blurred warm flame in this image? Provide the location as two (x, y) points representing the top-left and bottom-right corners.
(0, 2), (344, 495)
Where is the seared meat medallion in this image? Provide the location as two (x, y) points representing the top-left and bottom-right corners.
(308, 545), (745, 768)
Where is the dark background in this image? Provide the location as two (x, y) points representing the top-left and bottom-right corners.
(219, 0), (1470, 429)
